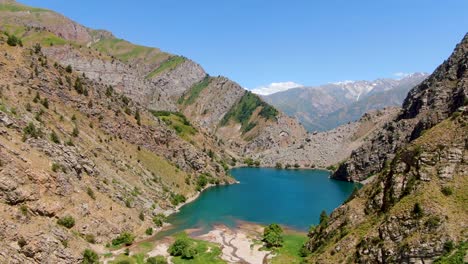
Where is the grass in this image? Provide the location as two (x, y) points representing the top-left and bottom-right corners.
(179, 76), (212, 105)
(171, 233), (225, 264)
(0, 2), (47, 12)
(136, 148), (192, 195)
(109, 253), (146, 264)
(270, 234), (308, 264)
(146, 56), (186, 79)
(220, 91), (278, 133)
(91, 37), (170, 64)
(150, 110), (196, 141)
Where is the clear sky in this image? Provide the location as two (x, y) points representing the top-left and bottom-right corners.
(19, 0), (468, 93)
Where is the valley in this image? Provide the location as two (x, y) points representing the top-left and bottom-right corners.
(0, 0), (466, 263)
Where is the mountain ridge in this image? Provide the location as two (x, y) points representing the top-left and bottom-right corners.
(263, 73), (429, 131)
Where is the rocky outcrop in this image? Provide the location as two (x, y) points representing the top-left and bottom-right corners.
(305, 108), (467, 263)
(333, 33), (468, 182)
(252, 107), (399, 168)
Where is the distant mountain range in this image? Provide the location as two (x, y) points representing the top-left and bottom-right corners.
(262, 73), (429, 131)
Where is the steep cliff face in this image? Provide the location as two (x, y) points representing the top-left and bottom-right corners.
(304, 34), (468, 264)
(333, 34), (468, 182)
(305, 111), (467, 263)
(252, 107), (400, 168)
(0, 38), (233, 263)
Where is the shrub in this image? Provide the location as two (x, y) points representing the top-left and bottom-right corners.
(425, 216), (441, 229)
(145, 227), (153, 236)
(82, 249), (99, 264)
(51, 163), (61, 172)
(23, 122), (39, 139)
(50, 131), (60, 144)
(294, 163), (300, 168)
(146, 256), (167, 264)
(65, 65), (72, 73)
(135, 109), (141, 126)
(196, 174), (208, 191)
(153, 213), (167, 227)
(84, 234), (96, 244)
(263, 223), (283, 248)
(86, 187), (96, 200)
(139, 211), (145, 221)
(57, 215), (75, 229)
(111, 232), (135, 246)
(275, 162), (283, 169)
(170, 194), (186, 206)
(244, 158), (254, 166)
(33, 43), (41, 54)
(6, 34), (22, 47)
(299, 244), (310, 257)
(412, 203), (424, 218)
(41, 98), (49, 109)
(18, 237), (27, 248)
(441, 186), (453, 196)
(72, 126), (79, 137)
(319, 210), (329, 225)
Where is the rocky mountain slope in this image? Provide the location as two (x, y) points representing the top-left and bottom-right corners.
(251, 107), (400, 169)
(333, 33), (468, 182)
(0, 28), (234, 263)
(0, 0), (306, 159)
(263, 73), (428, 131)
(304, 34), (468, 263)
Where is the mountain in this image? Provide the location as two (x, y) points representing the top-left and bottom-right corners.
(304, 34), (468, 263)
(263, 73), (428, 131)
(0, 0), (307, 159)
(0, 0), (307, 262)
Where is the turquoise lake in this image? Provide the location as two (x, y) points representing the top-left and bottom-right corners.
(159, 168), (357, 237)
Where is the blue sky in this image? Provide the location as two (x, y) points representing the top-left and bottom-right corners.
(19, 0), (468, 94)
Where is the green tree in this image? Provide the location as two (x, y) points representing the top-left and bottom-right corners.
(135, 109), (141, 126)
(263, 223), (283, 248)
(168, 238), (197, 259)
(65, 65), (73, 73)
(319, 210), (329, 225)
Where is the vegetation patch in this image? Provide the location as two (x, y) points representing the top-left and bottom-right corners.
(220, 91), (278, 133)
(150, 110), (196, 141)
(170, 233), (224, 264)
(146, 56), (186, 79)
(179, 76), (212, 105)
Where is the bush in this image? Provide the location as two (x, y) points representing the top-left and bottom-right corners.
(196, 174), (208, 191)
(72, 126), (79, 137)
(275, 162), (283, 169)
(86, 187), (96, 200)
(23, 122), (40, 139)
(244, 158), (254, 166)
(412, 203), (424, 218)
(263, 223), (283, 248)
(57, 215), (75, 229)
(50, 131), (60, 144)
(146, 256), (167, 264)
(319, 210), (329, 225)
(6, 34), (22, 47)
(168, 237), (197, 259)
(65, 65), (73, 73)
(145, 227), (153, 236)
(84, 234), (96, 244)
(111, 232), (135, 246)
(170, 194), (186, 206)
(153, 213), (167, 227)
(82, 249), (99, 264)
(441, 186), (453, 196)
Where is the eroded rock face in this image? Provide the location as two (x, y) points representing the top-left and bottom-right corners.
(252, 107), (399, 168)
(333, 33), (468, 182)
